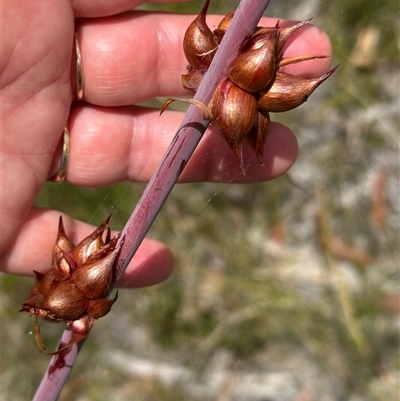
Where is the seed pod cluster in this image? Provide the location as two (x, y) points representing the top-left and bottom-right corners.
(20, 216), (123, 354)
(165, 0), (337, 173)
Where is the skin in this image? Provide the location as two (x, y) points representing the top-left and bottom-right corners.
(1, 0), (332, 287)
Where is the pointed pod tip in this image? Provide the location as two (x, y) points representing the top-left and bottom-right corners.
(58, 215), (66, 234)
(19, 306), (27, 313)
(331, 64), (340, 73)
(319, 64), (340, 81)
(33, 270), (45, 281)
(231, 145), (246, 175)
(200, 0), (211, 17)
(296, 17), (314, 28)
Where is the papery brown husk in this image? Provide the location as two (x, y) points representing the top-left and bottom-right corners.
(217, 10), (235, 32)
(87, 292), (118, 319)
(227, 22), (279, 93)
(73, 216), (111, 265)
(258, 66), (338, 113)
(72, 236), (121, 299)
(38, 280), (88, 321)
(246, 111), (271, 165)
(182, 67), (206, 92)
(211, 79), (258, 168)
(183, 0), (218, 68)
(252, 18), (313, 60)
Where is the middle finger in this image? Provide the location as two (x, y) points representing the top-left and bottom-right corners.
(78, 11), (203, 106)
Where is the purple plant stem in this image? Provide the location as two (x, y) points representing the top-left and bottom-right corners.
(32, 1), (271, 400)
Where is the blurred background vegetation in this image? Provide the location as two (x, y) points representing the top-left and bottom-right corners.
(2, 0), (399, 400)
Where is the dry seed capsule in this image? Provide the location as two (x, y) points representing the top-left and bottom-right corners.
(258, 66), (338, 113)
(251, 19), (312, 60)
(73, 216), (111, 265)
(52, 217), (75, 273)
(246, 111), (271, 165)
(227, 22), (279, 92)
(211, 79), (258, 168)
(218, 10), (235, 31)
(87, 293), (119, 319)
(39, 280), (88, 321)
(183, 0), (218, 68)
(181, 67), (206, 92)
(72, 237), (122, 299)
(213, 10), (235, 42)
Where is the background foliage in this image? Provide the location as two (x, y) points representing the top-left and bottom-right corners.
(2, 1), (399, 400)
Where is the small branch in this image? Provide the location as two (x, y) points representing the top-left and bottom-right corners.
(31, 1), (271, 400)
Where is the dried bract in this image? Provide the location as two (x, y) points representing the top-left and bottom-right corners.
(253, 18), (313, 60)
(258, 66), (338, 113)
(211, 79), (258, 171)
(217, 10), (235, 32)
(181, 66), (206, 92)
(183, 0), (218, 69)
(20, 216), (123, 354)
(227, 22), (279, 92)
(246, 111), (271, 165)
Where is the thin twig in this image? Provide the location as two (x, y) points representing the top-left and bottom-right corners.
(31, 1), (271, 400)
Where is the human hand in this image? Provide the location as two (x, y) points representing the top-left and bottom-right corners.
(1, 1), (332, 285)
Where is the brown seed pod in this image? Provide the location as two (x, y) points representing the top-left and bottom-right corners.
(246, 111), (271, 165)
(71, 236), (121, 299)
(31, 269), (67, 298)
(52, 217), (75, 273)
(217, 10), (235, 32)
(20, 216), (123, 354)
(213, 10), (235, 42)
(87, 293), (119, 319)
(181, 66), (206, 92)
(227, 22), (279, 92)
(211, 79), (258, 171)
(161, 79), (258, 173)
(257, 66), (338, 113)
(250, 18), (313, 61)
(183, 0), (219, 68)
(73, 216), (111, 265)
(38, 280), (88, 321)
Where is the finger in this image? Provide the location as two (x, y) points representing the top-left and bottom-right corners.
(63, 104), (297, 185)
(72, 0), (192, 18)
(77, 13), (332, 106)
(0, 208), (173, 288)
